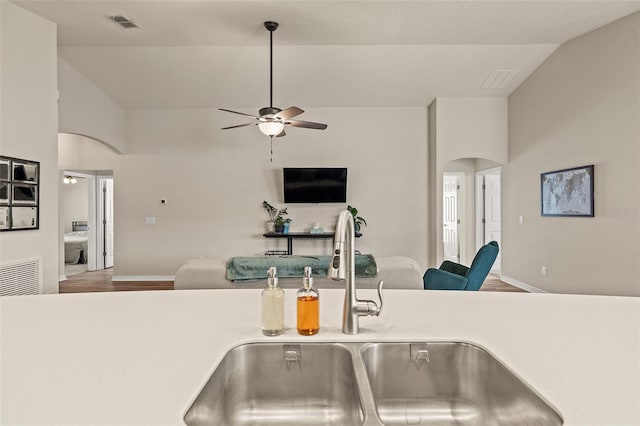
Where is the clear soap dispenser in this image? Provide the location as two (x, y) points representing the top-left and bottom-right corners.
(262, 266), (285, 336)
(297, 266), (319, 335)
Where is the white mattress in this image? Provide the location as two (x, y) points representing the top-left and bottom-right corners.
(174, 256), (424, 290)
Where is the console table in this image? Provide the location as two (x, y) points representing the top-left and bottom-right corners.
(263, 232), (362, 255)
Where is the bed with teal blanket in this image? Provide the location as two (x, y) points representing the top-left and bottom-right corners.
(226, 255), (378, 282)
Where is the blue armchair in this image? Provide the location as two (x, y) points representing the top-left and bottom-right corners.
(423, 241), (499, 290)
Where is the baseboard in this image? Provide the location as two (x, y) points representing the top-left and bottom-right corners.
(500, 275), (547, 293)
(112, 275), (175, 282)
(59, 275), (67, 282)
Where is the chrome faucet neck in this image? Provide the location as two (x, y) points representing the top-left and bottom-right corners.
(329, 210), (383, 335)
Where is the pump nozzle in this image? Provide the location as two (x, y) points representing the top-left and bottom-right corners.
(267, 266), (278, 287)
(303, 266), (313, 288)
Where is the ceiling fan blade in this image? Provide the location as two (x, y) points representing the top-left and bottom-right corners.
(276, 128), (286, 138)
(221, 122), (257, 130)
(285, 119), (328, 130)
(219, 108), (259, 118)
(275, 107), (304, 120)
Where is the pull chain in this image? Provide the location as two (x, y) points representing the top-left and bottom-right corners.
(270, 136), (274, 162)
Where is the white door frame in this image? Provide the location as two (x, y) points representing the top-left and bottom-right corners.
(96, 175), (114, 270)
(61, 171), (97, 272)
(475, 167), (502, 273)
(443, 172), (466, 265)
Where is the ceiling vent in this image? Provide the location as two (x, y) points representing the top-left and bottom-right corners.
(108, 15), (139, 29)
(481, 69), (519, 89)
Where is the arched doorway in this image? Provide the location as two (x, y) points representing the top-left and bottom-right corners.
(58, 133), (119, 281)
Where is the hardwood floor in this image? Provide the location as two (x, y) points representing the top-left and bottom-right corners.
(59, 268), (172, 293)
(60, 269), (527, 293)
(481, 275), (527, 292)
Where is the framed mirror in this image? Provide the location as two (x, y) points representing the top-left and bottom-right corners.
(0, 159), (9, 181)
(12, 184), (37, 205)
(0, 182), (9, 204)
(0, 206), (8, 230)
(13, 161), (38, 183)
(11, 206), (38, 229)
(0, 155), (40, 231)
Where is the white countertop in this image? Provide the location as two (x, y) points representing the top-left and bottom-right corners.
(1, 289), (639, 425)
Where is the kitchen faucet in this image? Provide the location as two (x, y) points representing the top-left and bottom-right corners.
(328, 210), (383, 334)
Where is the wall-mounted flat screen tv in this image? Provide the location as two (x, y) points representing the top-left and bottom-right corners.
(283, 168), (347, 203)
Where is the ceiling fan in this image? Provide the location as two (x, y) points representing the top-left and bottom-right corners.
(219, 21), (327, 148)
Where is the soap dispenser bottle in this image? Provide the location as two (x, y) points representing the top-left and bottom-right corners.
(297, 266), (319, 335)
(262, 266), (285, 336)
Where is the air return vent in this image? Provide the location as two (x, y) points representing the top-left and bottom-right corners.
(481, 69), (520, 89)
(108, 15), (139, 29)
(0, 257), (42, 296)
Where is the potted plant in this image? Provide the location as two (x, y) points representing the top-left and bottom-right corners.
(277, 217), (291, 234)
(263, 201), (289, 233)
(347, 205), (367, 234)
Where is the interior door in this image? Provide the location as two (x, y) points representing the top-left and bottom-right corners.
(484, 173), (501, 272)
(104, 178), (114, 268)
(443, 174), (459, 263)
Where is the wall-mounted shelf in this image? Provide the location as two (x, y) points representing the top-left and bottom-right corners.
(263, 232), (362, 255)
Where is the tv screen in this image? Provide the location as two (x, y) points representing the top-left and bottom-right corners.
(283, 168), (347, 203)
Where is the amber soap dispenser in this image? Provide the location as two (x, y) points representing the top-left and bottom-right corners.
(297, 266), (319, 335)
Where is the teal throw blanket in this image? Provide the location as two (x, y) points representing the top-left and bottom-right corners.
(226, 255), (377, 282)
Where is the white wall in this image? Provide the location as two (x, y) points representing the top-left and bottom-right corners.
(58, 133), (119, 171)
(431, 97), (508, 265)
(61, 179), (88, 233)
(505, 12), (640, 296)
(58, 59), (125, 153)
(115, 107), (428, 276)
(435, 97), (508, 165)
(0, 2), (59, 293)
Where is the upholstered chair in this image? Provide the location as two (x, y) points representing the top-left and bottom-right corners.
(423, 241), (499, 290)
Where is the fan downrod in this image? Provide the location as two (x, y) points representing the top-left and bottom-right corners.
(264, 21), (278, 32)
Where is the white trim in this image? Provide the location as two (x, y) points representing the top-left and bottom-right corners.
(475, 173), (484, 253)
(500, 275), (547, 293)
(112, 275), (175, 282)
(59, 275), (67, 282)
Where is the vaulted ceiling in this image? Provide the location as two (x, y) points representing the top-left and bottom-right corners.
(13, 1), (640, 109)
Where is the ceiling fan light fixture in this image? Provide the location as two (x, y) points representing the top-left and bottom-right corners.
(219, 20), (327, 161)
(258, 120), (285, 136)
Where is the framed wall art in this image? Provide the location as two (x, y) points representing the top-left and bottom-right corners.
(541, 165), (594, 217)
(0, 155), (40, 231)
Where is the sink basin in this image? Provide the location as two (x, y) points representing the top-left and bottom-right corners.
(184, 343), (364, 426)
(185, 341), (562, 426)
(360, 342), (563, 426)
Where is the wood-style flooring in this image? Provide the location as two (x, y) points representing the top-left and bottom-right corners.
(59, 268), (172, 293)
(60, 268), (527, 293)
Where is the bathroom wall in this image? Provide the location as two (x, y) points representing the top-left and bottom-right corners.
(61, 179), (88, 233)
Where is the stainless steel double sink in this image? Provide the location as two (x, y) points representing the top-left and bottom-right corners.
(184, 341), (563, 425)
